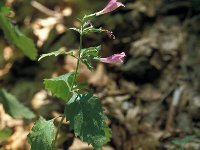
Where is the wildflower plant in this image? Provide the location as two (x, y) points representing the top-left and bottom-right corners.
(28, 0), (125, 150)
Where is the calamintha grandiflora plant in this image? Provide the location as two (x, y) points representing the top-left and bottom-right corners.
(28, 0), (125, 150)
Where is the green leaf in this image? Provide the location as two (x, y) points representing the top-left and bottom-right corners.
(80, 45), (101, 70)
(38, 50), (74, 61)
(28, 117), (55, 150)
(82, 26), (102, 35)
(172, 135), (196, 147)
(44, 72), (75, 102)
(0, 4), (12, 16)
(0, 8), (37, 60)
(73, 82), (93, 93)
(0, 128), (12, 140)
(0, 89), (35, 119)
(65, 93), (111, 149)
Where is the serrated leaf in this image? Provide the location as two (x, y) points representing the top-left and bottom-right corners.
(0, 89), (35, 119)
(28, 117), (54, 150)
(82, 26), (102, 35)
(0, 9), (37, 60)
(172, 135), (196, 147)
(38, 50), (74, 61)
(80, 46), (101, 70)
(65, 93), (111, 149)
(44, 72), (75, 102)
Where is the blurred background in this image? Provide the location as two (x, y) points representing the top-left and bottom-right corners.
(0, 0), (200, 149)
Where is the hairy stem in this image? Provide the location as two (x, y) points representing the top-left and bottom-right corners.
(53, 23), (83, 149)
(71, 24), (83, 88)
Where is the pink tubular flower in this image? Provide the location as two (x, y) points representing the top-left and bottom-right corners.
(96, 0), (125, 16)
(99, 52), (126, 64)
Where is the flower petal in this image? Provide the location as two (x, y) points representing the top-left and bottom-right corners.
(96, 0), (125, 16)
(99, 52), (126, 64)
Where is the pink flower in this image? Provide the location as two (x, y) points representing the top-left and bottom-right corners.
(99, 52), (126, 64)
(96, 0), (125, 16)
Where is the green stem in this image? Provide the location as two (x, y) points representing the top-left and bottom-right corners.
(53, 23), (83, 149)
(71, 24), (83, 88)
